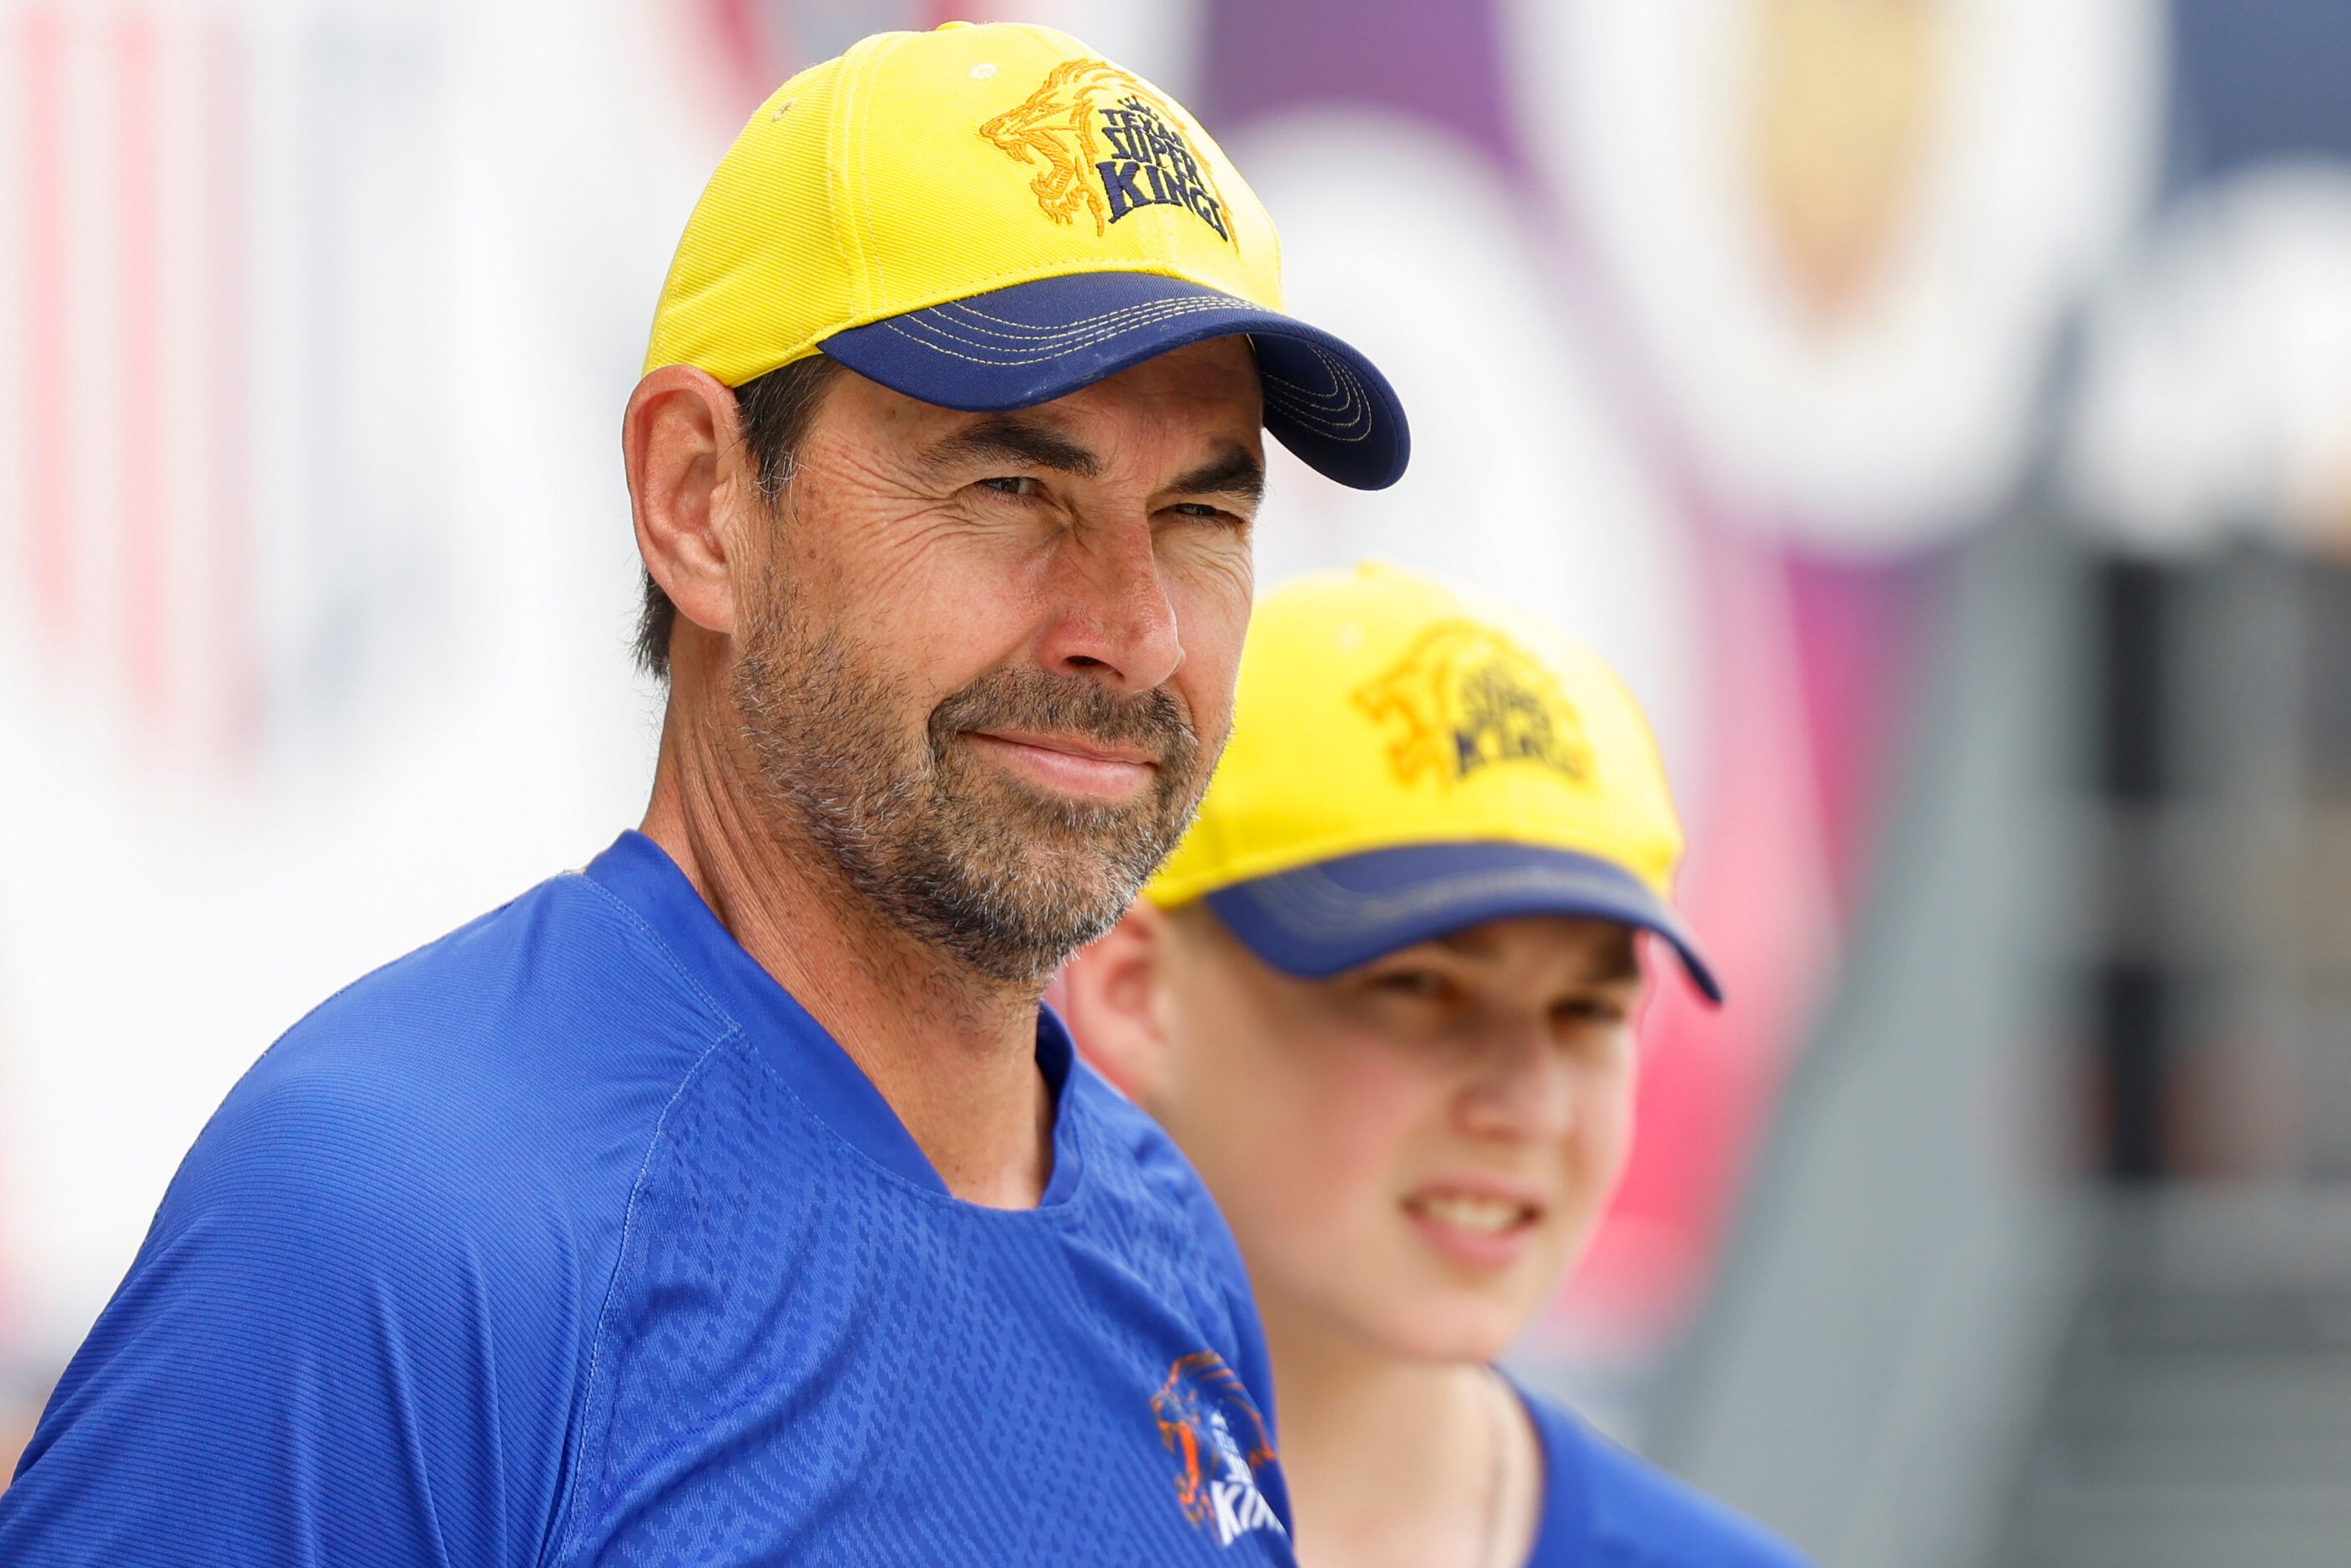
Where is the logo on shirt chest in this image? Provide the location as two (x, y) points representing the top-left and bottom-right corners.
(1152, 1352), (1286, 1547)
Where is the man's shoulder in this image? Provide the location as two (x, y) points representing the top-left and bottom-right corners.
(291, 862), (726, 1059)
(264, 867), (724, 1115)
(181, 867), (733, 1267)
(1064, 1055), (1221, 1217)
(1525, 1392), (1814, 1567)
(0, 867), (699, 1565)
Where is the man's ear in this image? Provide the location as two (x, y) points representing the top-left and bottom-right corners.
(1061, 905), (1179, 1110)
(624, 365), (751, 646)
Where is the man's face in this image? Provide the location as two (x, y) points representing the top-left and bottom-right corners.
(732, 339), (1263, 984)
(1148, 911), (1646, 1361)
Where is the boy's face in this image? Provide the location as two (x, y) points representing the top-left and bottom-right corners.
(1094, 905), (1646, 1363)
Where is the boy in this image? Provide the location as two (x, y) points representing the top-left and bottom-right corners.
(1065, 564), (1809, 1565)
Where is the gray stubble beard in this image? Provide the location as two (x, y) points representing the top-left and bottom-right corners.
(730, 576), (1215, 987)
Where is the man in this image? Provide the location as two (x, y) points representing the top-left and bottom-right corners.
(0, 23), (1404, 1564)
(1064, 565), (1811, 1566)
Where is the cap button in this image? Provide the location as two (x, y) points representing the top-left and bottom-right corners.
(934, 18), (973, 28)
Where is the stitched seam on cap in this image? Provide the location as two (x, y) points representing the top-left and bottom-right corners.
(1153, 821), (1656, 909)
(882, 296), (1254, 354)
(875, 298), (1246, 356)
(1261, 348), (1358, 412)
(1262, 345), (1361, 411)
(1262, 346), (1374, 439)
(867, 306), (1382, 444)
(873, 299), (1274, 364)
(807, 259), (1269, 346)
(942, 292), (1256, 338)
(928, 298), (1237, 338)
(1251, 862), (1653, 936)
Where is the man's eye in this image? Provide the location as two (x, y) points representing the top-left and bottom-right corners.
(981, 476), (1043, 498)
(1369, 970), (1447, 999)
(1167, 502), (1246, 526)
(1555, 996), (1628, 1026)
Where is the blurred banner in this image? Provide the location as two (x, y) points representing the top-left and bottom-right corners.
(0, 0), (686, 1371)
(1184, 0), (2162, 1364)
(10, 0), (2351, 1454)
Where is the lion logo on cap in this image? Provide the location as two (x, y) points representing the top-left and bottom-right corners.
(1353, 621), (1593, 789)
(980, 59), (1232, 242)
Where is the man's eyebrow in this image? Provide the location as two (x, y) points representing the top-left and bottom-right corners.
(1586, 943), (1645, 987)
(927, 416), (1102, 478)
(1166, 446), (1266, 503)
(1432, 926), (1646, 984)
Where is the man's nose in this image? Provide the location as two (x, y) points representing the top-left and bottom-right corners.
(1457, 1019), (1577, 1144)
(1034, 513), (1185, 694)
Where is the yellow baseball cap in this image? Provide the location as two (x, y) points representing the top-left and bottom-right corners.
(645, 21), (1408, 489)
(1146, 563), (1720, 1001)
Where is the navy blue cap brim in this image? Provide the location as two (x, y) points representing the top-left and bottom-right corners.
(817, 272), (1408, 491)
(1202, 842), (1723, 1004)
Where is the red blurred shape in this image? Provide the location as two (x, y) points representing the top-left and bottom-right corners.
(119, 10), (166, 731)
(22, 6), (70, 643)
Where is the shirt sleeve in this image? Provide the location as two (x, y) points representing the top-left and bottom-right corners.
(1179, 1175), (1295, 1533)
(0, 1057), (593, 1567)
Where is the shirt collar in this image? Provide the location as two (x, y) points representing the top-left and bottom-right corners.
(585, 830), (1080, 1204)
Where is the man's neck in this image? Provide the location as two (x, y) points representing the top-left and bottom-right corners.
(1261, 1299), (1540, 1568)
(639, 716), (1054, 1209)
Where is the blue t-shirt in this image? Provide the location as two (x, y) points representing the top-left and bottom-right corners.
(1, 832), (1295, 1565)
(1522, 1389), (1811, 1565)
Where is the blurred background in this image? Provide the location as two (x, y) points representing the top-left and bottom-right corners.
(3, 1), (2350, 1561)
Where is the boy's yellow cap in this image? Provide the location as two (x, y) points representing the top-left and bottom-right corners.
(645, 22), (1408, 489)
(1147, 563), (1719, 1001)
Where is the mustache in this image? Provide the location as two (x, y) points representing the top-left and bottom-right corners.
(928, 668), (1199, 769)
